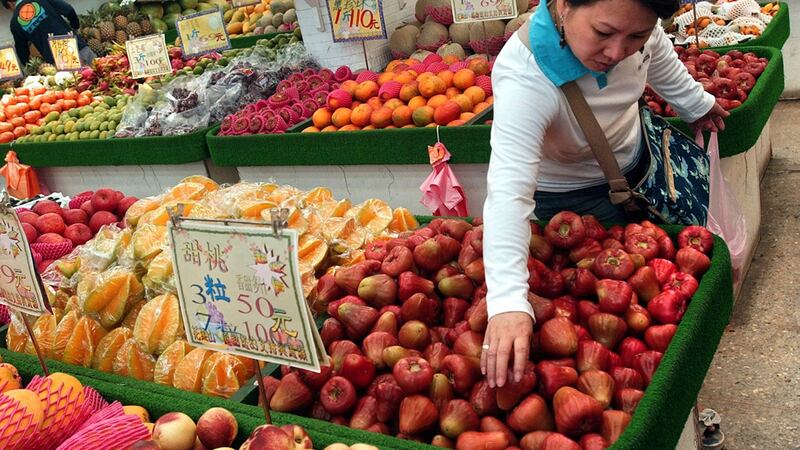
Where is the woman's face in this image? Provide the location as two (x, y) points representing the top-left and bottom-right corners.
(558, 0), (659, 72)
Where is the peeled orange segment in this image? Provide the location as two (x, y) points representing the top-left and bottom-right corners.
(300, 187), (334, 207)
(138, 202), (196, 227)
(120, 300), (145, 330)
(267, 185), (302, 206)
(315, 198), (353, 219)
(180, 175), (220, 192)
(345, 199), (393, 234)
(186, 202), (227, 219)
(161, 182), (209, 204)
(24, 314), (56, 358)
(305, 210), (322, 236)
(49, 310), (80, 360)
(143, 251), (175, 294)
(132, 224), (167, 264)
(234, 199), (279, 220)
(387, 207), (419, 233)
(322, 217), (368, 253)
(133, 293), (184, 355)
(6, 315), (29, 353)
(298, 233), (329, 271)
(62, 316), (107, 367)
(81, 271), (142, 330)
(200, 352), (248, 398)
(172, 348), (212, 393)
(124, 197), (162, 228)
(92, 327), (133, 373)
(126, 341), (156, 381)
(153, 340), (193, 386)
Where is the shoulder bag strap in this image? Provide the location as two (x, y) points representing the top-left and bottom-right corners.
(515, 15), (634, 207)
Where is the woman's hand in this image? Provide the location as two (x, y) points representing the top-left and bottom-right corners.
(480, 311), (534, 388)
(689, 100), (730, 133)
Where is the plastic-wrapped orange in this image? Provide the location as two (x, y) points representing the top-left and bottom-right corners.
(24, 313), (56, 357)
(200, 352), (248, 398)
(153, 340), (192, 386)
(49, 310), (80, 360)
(92, 327), (133, 373)
(113, 338), (155, 381)
(120, 300), (145, 330)
(133, 293), (184, 355)
(172, 348), (212, 393)
(62, 316), (107, 367)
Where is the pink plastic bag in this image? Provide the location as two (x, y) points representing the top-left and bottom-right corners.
(699, 132), (747, 282)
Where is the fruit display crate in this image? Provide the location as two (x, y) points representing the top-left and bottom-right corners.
(206, 119), (492, 167)
(230, 31), (294, 49)
(0, 127), (211, 167)
(677, 2), (790, 51)
(667, 45), (783, 158)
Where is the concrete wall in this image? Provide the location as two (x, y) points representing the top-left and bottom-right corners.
(782, 1), (799, 97)
(0, 0), (107, 47)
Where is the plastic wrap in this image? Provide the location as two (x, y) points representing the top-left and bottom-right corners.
(172, 348), (212, 393)
(153, 340), (192, 387)
(131, 293), (183, 355)
(199, 352), (249, 398)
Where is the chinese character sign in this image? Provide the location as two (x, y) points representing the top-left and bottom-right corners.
(176, 9), (231, 58)
(231, 0), (260, 7)
(169, 220), (326, 372)
(0, 46), (23, 82)
(451, 0), (516, 23)
(48, 35), (81, 71)
(125, 34), (172, 79)
(0, 209), (47, 315)
(326, 0), (387, 42)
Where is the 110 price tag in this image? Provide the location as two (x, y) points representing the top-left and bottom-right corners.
(168, 216), (326, 372)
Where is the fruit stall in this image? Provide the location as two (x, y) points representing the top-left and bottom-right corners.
(0, 0), (787, 448)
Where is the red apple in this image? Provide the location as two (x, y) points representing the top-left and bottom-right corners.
(63, 208), (89, 225)
(35, 213), (66, 235)
(32, 199), (63, 217)
(116, 196), (139, 217)
(90, 188), (120, 212)
(36, 233), (66, 244)
(21, 223), (38, 243)
(89, 211), (119, 234)
(17, 210), (39, 225)
(80, 200), (95, 217)
(64, 223), (92, 246)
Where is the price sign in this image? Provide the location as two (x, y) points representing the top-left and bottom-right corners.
(0, 207), (47, 316)
(169, 218), (326, 372)
(230, 0), (260, 8)
(176, 9), (231, 58)
(451, 0), (517, 23)
(126, 33), (172, 79)
(326, 0), (387, 42)
(0, 46), (23, 82)
(48, 34), (81, 71)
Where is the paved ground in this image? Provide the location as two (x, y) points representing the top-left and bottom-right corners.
(697, 101), (800, 449)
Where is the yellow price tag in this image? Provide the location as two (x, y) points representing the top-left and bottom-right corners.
(326, 0), (388, 42)
(176, 9), (231, 57)
(126, 33), (172, 79)
(0, 46), (23, 81)
(47, 34), (81, 71)
(450, 0), (517, 23)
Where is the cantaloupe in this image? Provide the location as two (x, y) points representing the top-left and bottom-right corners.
(468, 20), (507, 55)
(389, 24), (420, 59)
(505, 12), (532, 35)
(516, 0), (530, 14)
(417, 20), (449, 52)
(410, 49), (434, 62)
(415, 0), (431, 22)
(449, 22), (470, 48)
(437, 43), (466, 60)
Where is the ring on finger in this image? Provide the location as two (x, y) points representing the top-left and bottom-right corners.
(482, 344), (490, 351)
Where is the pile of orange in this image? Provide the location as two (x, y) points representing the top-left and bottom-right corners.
(0, 87), (96, 143)
(305, 55), (493, 133)
(7, 177), (421, 399)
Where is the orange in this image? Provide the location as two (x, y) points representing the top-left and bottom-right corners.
(453, 68), (477, 90)
(302, 126), (320, 132)
(468, 57), (491, 75)
(473, 101), (491, 114)
(460, 112), (476, 122)
(12, 127), (26, 139)
(354, 81), (379, 102)
(434, 101), (463, 126)
(486, 96), (494, 105)
(412, 105), (435, 127)
(437, 70), (454, 88)
(316, 198), (352, 219)
(445, 87), (461, 99)
(322, 217), (367, 252)
(377, 71), (396, 85)
(366, 97), (383, 111)
(180, 175), (219, 192)
(387, 207), (419, 233)
(311, 108), (332, 129)
(340, 80), (358, 95)
(363, 125), (376, 130)
(391, 105), (413, 127)
(62, 316), (107, 367)
(408, 95), (428, 110)
(427, 94), (449, 109)
(370, 106), (394, 128)
(331, 107), (352, 127)
(419, 76), (447, 98)
(383, 98), (404, 110)
(350, 104), (374, 127)
(173, 348), (213, 392)
(399, 81), (419, 102)
(49, 310), (79, 360)
(321, 125), (338, 132)
(0, 131), (12, 144)
(394, 70), (416, 85)
(452, 94), (474, 113)
(124, 197), (161, 228)
(153, 340), (192, 386)
(464, 86), (487, 105)
(339, 124), (361, 131)
(133, 293), (183, 355)
(200, 353), (248, 398)
(162, 182), (208, 203)
(92, 327), (133, 373)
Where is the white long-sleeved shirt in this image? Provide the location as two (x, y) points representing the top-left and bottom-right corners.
(483, 16), (716, 320)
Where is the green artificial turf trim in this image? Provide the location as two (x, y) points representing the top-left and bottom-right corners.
(206, 124), (492, 167)
(0, 128), (211, 167)
(667, 46), (784, 158)
(230, 32), (293, 49)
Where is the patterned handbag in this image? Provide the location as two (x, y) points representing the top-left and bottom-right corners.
(560, 81), (710, 225)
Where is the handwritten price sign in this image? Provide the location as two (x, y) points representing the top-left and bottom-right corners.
(326, 0), (387, 42)
(169, 219), (326, 372)
(126, 33), (172, 79)
(230, 0), (260, 7)
(451, 0), (517, 23)
(0, 208), (47, 315)
(0, 46), (23, 82)
(48, 35), (81, 71)
(176, 9), (231, 58)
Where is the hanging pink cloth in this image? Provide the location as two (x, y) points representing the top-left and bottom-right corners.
(420, 141), (469, 217)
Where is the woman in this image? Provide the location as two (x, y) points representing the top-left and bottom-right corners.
(481, 0), (729, 388)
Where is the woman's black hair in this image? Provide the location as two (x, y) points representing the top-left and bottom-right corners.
(566, 0), (680, 19)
